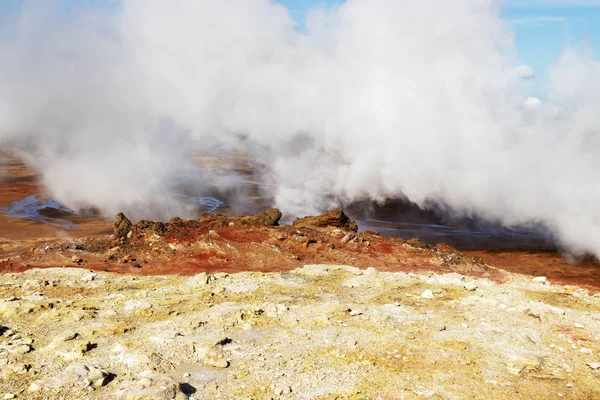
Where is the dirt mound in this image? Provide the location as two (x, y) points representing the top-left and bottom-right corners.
(292, 208), (358, 232)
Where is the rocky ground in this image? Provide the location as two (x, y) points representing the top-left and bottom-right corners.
(0, 209), (501, 281)
(2, 263), (600, 399)
(1, 209), (600, 399)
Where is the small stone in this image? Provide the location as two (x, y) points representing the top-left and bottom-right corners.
(241, 323), (252, 331)
(123, 376), (177, 400)
(532, 276), (547, 283)
(67, 362), (110, 387)
(526, 331), (542, 344)
(421, 290), (435, 299)
(71, 310), (87, 322)
(504, 350), (543, 375)
(81, 272), (97, 283)
(28, 382), (42, 392)
(574, 323), (585, 329)
(99, 309), (117, 319)
(66, 362), (90, 377)
(88, 367), (109, 387)
(203, 356), (229, 368)
(3, 394), (16, 399)
(434, 324), (447, 332)
(52, 331), (78, 344)
(10, 363), (30, 374)
(586, 362), (600, 370)
(271, 385), (292, 395)
(341, 233), (355, 244)
(187, 273), (209, 287)
(551, 307), (565, 315)
(74, 341), (94, 354)
(20, 337), (33, 345)
(12, 344), (31, 355)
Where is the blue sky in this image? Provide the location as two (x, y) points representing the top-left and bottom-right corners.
(503, 1), (600, 95)
(279, 0), (600, 96)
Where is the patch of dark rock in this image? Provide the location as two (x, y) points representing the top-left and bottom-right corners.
(216, 337), (232, 346)
(38, 206), (72, 219)
(180, 383), (197, 395)
(153, 222), (166, 234)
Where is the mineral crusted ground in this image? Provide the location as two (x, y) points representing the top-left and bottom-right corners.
(2, 264), (600, 399)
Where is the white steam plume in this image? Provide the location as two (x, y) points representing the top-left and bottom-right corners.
(0, 0), (599, 256)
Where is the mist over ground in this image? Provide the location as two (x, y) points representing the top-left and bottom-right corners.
(0, 0), (599, 257)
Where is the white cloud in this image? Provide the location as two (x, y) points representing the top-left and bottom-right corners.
(524, 97), (542, 107)
(509, 64), (536, 80)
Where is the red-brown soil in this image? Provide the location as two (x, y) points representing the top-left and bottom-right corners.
(465, 249), (600, 290)
(0, 210), (505, 283)
(1, 155), (599, 291)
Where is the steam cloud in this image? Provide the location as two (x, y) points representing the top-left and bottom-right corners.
(1, 0), (599, 256)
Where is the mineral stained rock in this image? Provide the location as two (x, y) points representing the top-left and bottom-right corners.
(292, 208), (358, 232)
(113, 213), (132, 239)
(249, 208), (282, 226)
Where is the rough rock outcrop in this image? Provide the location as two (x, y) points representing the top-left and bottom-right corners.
(247, 208), (282, 226)
(113, 213), (132, 239)
(292, 208), (358, 232)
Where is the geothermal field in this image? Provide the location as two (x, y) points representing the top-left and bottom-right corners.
(3, 0), (600, 399)
(1, 156), (600, 400)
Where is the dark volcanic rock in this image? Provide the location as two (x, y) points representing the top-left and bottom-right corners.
(293, 208), (358, 232)
(153, 222), (166, 234)
(113, 213), (132, 239)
